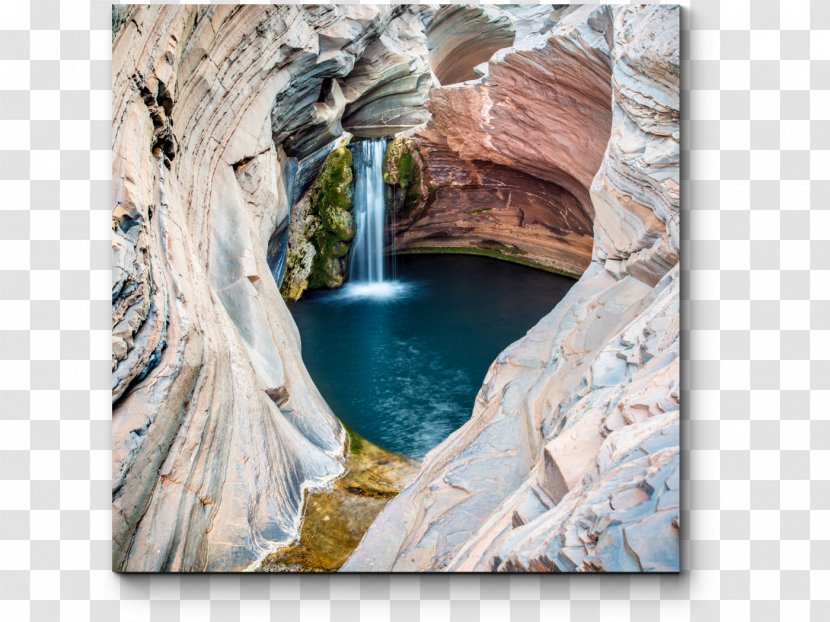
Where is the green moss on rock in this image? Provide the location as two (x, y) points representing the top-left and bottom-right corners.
(311, 146), (354, 218)
(307, 145), (355, 290)
(308, 253), (344, 289)
(323, 237), (350, 259)
(319, 206), (355, 241)
(383, 136), (425, 218)
(279, 191), (320, 301)
(382, 136), (407, 185)
(280, 139), (358, 301)
(397, 152), (414, 187)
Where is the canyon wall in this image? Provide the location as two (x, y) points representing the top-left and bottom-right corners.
(384, 5), (612, 276)
(111, 4), (429, 571)
(344, 4), (680, 572)
(113, 3), (679, 573)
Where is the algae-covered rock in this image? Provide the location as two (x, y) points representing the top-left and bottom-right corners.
(308, 254), (345, 289)
(318, 203), (355, 241)
(308, 144), (355, 289)
(323, 238), (351, 259)
(382, 136), (408, 185)
(280, 193), (320, 301)
(258, 430), (417, 572)
(382, 136), (426, 218)
(281, 141), (356, 299)
(311, 145), (354, 221)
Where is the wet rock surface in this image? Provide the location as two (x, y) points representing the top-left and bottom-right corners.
(280, 141), (357, 299)
(259, 431), (417, 572)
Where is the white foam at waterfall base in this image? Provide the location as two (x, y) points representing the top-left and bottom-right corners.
(333, 280), (415, 303)
(340, 138), (411, 303)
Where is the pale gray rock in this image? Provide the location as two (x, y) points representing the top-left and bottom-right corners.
(270, 5), (401, 158)
(111, 5), (415, 572)
(591, 5), (681, 286)
(341, 7), (433, 137)
(425, 5), (518, 85)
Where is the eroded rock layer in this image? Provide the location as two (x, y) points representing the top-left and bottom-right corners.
(384, 4), (615, 276)
(385, 136), (594, 275)
(111, 4), (424, 572)
(344, 4), (680, 573)
(426, 5), (516, 85)
(114, 3), (679, 574)
(341, 7), (433, 137)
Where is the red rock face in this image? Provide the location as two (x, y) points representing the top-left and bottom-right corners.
(395, 6), (615, 276)
(394, 139), (593, 275)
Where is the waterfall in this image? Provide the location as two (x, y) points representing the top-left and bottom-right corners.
(349, 138), (388, 283)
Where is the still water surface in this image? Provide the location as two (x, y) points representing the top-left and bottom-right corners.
(290, 254), (574, 459)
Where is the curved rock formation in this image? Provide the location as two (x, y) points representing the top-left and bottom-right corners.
(344, 4), (680, 572)
(384, 136), (594, 276)
(426, 5), (516, 85)
(385, 4), (615, 277)
(422, 5), (614, 214)
(111, 4), (421, 572)
(341, 8), (433, 137)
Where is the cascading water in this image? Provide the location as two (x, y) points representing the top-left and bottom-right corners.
(349, 138), (388, 284)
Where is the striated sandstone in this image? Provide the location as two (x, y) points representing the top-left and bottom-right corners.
(341, 7), (433, 137)
(344, 4), (680, 573)
(387, 4), (615, 277)
(111, 4), (416, 572)
(420, 4), (614, 215)
(114, 3), (680, 574)
(386, 136), (594, 276)
(425, 5), (516, 85)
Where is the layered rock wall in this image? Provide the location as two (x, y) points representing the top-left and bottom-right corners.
(384, 136), (594, 275)
(425, 5), (516, 85)
(279, 4), (607, 293)
(389, 5), (615, 276)
(344, 4), (680, 573)
(111, 4), (414, 572)
(341, 7), (433, 136)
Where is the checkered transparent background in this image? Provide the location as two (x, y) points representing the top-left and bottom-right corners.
(1, 0), (827, 620)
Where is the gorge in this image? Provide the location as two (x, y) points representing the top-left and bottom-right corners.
(112, 4), (679, 573)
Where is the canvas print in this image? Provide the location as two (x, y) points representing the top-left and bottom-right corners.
(112, 4), (680, 572)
